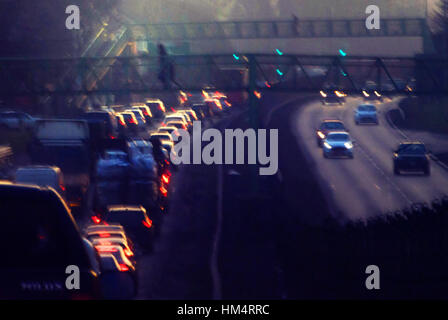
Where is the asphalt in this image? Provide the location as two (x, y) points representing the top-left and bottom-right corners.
(293, 96), (448, 223)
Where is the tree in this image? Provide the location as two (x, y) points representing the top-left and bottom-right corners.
(432, 0), (448, 56)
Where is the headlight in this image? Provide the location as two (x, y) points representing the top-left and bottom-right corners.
(323, 142), (332, 149)
(362, 90), (370, 97)
(374, 91), (381, 97)
(320, 91), (327, 98)
(317, 131), (325, 139)
(344, 142), (353, 149)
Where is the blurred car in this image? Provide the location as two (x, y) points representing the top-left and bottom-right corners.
(323, 131), (354, 158)
(115, 114), (128, 137)
(0, 182), (102, 299)
(81, 110), (118, 140)
(95, 244), (134, 269)
(355, 104), (379, 124)
(86, 229), (128, 242)
(145, 99), (166, 118)
(105, 205), (154, 248)
(150, 132), (174, 145)
(176, 112), (192, 128)
(316, 120), (347, 147)
(15, 166), (66, 200)
(131, 104), (153, 125)
(158, 126), (179, 138)
(178, 109), (198, 121)
(98, 253), (137, 299)
(362, 81), (382, 101)
(205, 98), (223, 115)
(163, 114), (188, 127)
(191, 104), (207, 120)
(125, 109), (146, 131)
(393, 142), (430, 175)
(0, 111), (35, 130)
(92, 237), (135, 260)
(119, 112), (139, 134)
(165, 120), (187, 131)
(320, 89), (345, 105)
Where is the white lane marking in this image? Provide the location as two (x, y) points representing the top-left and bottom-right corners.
(211, 163), (224, 300)
(355, 142), (412, 205)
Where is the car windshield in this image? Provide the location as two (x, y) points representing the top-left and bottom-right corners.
(327, 133), (349, 141)
(322, 122), (344, 130)
(398, 144), (426, 154)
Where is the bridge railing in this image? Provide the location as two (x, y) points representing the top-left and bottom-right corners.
(128, 18), (428, 41)
(0, 54), (447, 99)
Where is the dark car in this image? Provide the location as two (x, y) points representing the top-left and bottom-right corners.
(105, 205), (154, 250)
(120, 112), (139, 135)
(145, 99), (166, 119)
(362, 81), (383, 101)
(393, 142), (430, 175)
(316, 120), (347, 147)
(81, 111), (118, 140)
(0, 182), (102, 299)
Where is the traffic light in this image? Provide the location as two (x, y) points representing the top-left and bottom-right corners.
(233, 53), (240, 60)
(275, 48), (284, 56)
(276, 68), (284, 76)
(339, 49), (347, 57)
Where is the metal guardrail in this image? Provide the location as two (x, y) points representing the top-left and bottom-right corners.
(0, 54), (447, 97)
(129, 17), (428, 41)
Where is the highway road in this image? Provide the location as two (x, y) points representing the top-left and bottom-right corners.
(293, 97), (448, 223)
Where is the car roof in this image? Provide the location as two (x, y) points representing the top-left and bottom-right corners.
(399, 141), (424, 145)
(327, 131), (349, 136)
(322, 120), (343, 123)
(107, 205), (145, 212)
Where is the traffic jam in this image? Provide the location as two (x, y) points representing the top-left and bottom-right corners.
(0, 90), (229, 299)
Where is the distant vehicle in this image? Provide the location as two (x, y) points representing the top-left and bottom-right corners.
(131, 104), (153, 125)
(81, 111), (118, 141)
(322, 131), (354, 158)
(0, 183), (101, 299)
(125, 109), (146, 130)
(86, 229), (128, 242)
(115, 114), (128, 137)
(362, 81), (382, 101)
(120, 112), (139, 134)
(0, 111), (35, 130)
(165, 120), (187, 131)
(175, 112), (192, 128)
(316, 120), (347, 147)
(163, 114), (188, 127)
(15, 166), (66, 200)
(145, 99), (166, 118)
(191, 104), (207, 120)
(30, 119), (91, 211)
(355, 104), (379, 124)
(92, 237), (135, 260)
(150, 132), (174, 145)
(157, 126), (179, 138)
(178, 109), (198, 121)
(105, 205), (154, 249)
(393, 142), (430, 175)
(320, 88), (346, 105)
(205, 98), (223, 115)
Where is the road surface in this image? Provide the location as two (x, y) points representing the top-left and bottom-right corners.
(293, 96), (448, 222)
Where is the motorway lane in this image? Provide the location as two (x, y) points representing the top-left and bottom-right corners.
(293, 97), (448, 222)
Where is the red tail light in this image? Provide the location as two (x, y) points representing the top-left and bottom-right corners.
(129, 118), (137, 124)
(161, 174), (170, 184)
(142, 219), (152, 229)
(119, 264), (129, 272)
(124, 248), (134, 257)
(60, 184), (66, 192)
(109, 134), (116, 140)
(98, 232), (111, 238)
(95, 246), (118, 253)
(160, 186), (168, 197)
(91, 216), (101, 224)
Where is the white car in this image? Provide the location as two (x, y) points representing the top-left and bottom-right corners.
(355, 104), (378, 124)
(323, 131), (354, 158)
